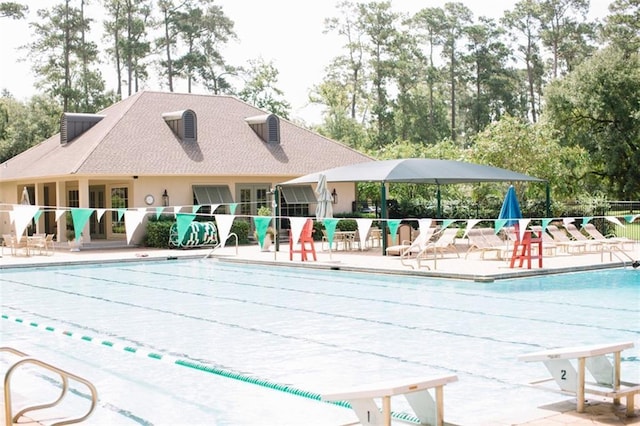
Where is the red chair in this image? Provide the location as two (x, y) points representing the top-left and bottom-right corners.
(289, 219), (317, 261)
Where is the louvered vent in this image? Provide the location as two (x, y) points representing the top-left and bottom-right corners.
(162, 109), (197, 142)
(245, 113), (280, 144)
(60, 113), (105, 145)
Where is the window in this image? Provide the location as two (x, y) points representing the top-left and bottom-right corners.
(280, 186), (316, 204)
(68, 190), (79, 208)
(111, 187), (128, 234)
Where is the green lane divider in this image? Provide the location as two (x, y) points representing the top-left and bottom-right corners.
(2, 313), (420, 424)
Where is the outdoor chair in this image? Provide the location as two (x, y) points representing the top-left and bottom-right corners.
(386, 225), (435, 258)
(414, 227), (460, 269)
(528, 226), (558, 256)
(544, 225), (587, 254)
(562, 223), (602, 252)
(465, 228), (505, 260)
(582, 223), (635, 250)
(2, 234), (29, 256)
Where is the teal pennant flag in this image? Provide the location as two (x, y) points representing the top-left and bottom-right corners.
(70, 208), (94, 240)
(323, 218), (339, 248)
(253, 216), (272, 247)
(176, 213), (196, 244)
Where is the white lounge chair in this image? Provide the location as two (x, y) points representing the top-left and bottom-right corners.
(583, 223), (635, 250)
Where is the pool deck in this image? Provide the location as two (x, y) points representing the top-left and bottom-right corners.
(1, 240), (639, 425)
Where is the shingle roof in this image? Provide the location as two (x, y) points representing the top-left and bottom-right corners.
(0, 91), (373, 181)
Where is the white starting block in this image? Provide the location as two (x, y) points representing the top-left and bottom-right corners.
(321, 375), (458, 426)
(519, 341), (639, 416)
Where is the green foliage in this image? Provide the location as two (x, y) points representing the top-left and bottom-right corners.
(145, 216), (174, 248)
(544, 48), (640, 198)
(230, 219), (250, 245)
(238, 58), (291, 118)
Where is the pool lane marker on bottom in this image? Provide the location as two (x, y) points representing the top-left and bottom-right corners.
(1, 313), (422, 424)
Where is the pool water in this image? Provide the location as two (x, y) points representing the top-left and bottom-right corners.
(1, 261), (639, 425)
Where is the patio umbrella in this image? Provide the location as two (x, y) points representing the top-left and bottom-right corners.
(21, 186), (31, 205)
(498, 185), (522, 227)
(315, 174), (333, 220)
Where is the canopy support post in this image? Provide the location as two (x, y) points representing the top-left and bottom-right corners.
(545, 182), (551, 218)
(436, 184), (442, 218)
(274, 185), (280, 252)
(381, 182), (387, 255)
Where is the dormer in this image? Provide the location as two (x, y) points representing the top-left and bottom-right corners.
(245, 113), (280, 144)
(162, 109), (197, 142)
(60, 113), (105, 145)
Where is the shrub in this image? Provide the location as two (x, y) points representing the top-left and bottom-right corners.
(145, 215), (174, 248)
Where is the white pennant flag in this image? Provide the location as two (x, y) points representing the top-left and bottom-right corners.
(562, 217), (575, 226)
(214, 214), (235, 248)
(55, 209), (66, 221)
(289, 217), (308, 245)
(518, 218), (531, 240)
(463, 219), (481, 238)
(355, 218), (373, 251)
(95, 208), (107, 222)
(124, 208), (148, 244)
(605, 216), (625, 227)
(11, 205), (39, 237)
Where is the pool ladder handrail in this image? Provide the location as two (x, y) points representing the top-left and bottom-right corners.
(1, 347), (98, 426)
(600, 243), (635, 267)
(203, 232), (238, 259)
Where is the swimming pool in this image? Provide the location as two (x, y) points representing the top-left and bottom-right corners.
(1, 260), (638, 425)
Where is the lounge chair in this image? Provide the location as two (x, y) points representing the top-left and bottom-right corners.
(465, 228), (506, 260)
(386, 225), (435, 257)
(583, 223), (635, 250)
(562, 223), (602, 252)
(528, 226), (558, 256)
(544, 225), (587, 254)
(414, 227), (460, 269)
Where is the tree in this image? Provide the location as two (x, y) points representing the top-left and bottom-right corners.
(502, 0), (545, 122)
(441, 2), (473, 143)
(602, 0), (640, 56)
(103, 0), (152, 97)
(27, 0), (112, 112)
(238, 58), (291, 119)
(0, 94), (62, 163)
(544, 47), (640, 198)
(0, 1), (27, 19)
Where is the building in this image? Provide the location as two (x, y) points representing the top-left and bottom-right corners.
(0, 91), (372, 243)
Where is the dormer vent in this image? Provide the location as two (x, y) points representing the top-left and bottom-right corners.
(162, 109), (197, 142)
(60, 113), (105, 145)
(245, 114), (280, 144)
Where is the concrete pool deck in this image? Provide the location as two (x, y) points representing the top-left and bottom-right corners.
(1, 240), (639, 425)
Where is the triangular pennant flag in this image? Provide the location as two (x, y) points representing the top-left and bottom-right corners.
(440, 219), (455, 230)
(541, 218), (553, 232)
(210, 204), (220, 214)
(562, 217), (575, 226)
(55, 209), (66, 221)
(11, 205), (40, 237)
(155, 207), (165, 219)
(463, 219), (481, 238)
(70, 208), (94, 241)
(33, 209), (43, 222)
(173, 206), (182, 215)
(604, 216), (624, 227)
(323, 218), (339, 248)
(192, 205), (201, 214)
(494, 219), (507, 234)
(214, 214), (235, 248)
(176, 213), (197, 245)
(624, 214), (639, 223)
(580, 217), (592, 227)
(387, 219), (402, 242)
(229, 203), (238, 215)
(355, 218), (373, 250)
(254, 216), (274, 248)
(124, 208), (148, 245)
(288, 217), (307, 247)
(95, 208), (107, 222)
(518, 218), (530, 240)
(117, 208), (126, 221)
(418, 218), (433, 236)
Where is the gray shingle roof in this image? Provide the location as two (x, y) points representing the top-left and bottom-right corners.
(1, 91), (373, 181)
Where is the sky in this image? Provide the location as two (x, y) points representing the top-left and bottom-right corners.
(0, 0), (611, 125)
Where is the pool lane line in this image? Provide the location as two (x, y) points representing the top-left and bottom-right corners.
(35, 270), (640, 335)
(1, 313), (423, 425)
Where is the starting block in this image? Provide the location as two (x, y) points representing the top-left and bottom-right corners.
(321, 375), (458, 426)
(519, 341), (639, 416)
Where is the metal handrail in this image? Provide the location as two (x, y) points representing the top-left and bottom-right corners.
(2, 348), (98, 426)
(204, 232), (238, 259)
